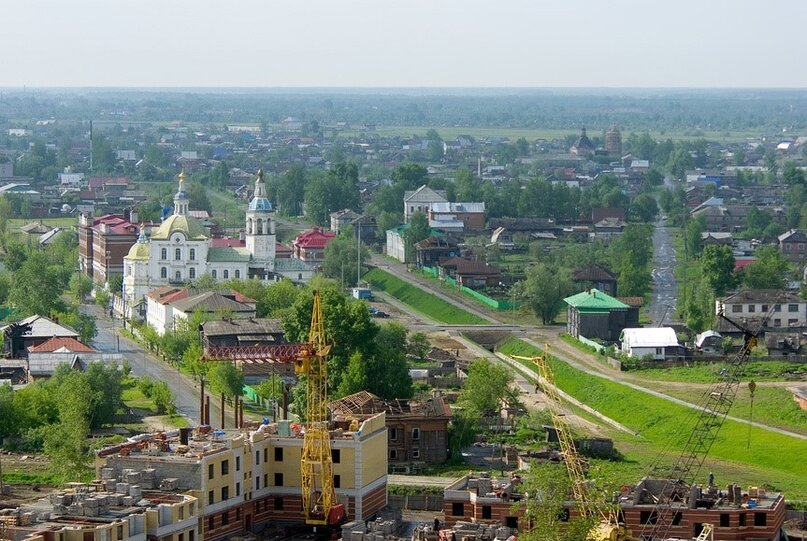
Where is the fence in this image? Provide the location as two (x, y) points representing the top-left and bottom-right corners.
(387, 494), (444, 511)
(420, 266), (522, 311)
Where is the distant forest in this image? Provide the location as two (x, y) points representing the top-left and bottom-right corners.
(3, 88), (807, 132)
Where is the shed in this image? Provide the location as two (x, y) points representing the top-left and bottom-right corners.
(620, 327), (681, 360)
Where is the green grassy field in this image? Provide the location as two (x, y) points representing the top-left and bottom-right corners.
(8, 217), (77, 228)
(498, 337), (807, 500)
(633, 360), (807, 383)
(363, 267), (487, 324)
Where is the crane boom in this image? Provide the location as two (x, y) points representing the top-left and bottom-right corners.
(641, 318), (759, 540)
(513, 346), (630, 541)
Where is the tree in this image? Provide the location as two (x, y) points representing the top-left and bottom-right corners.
(742, 245), (789, 290)
(207, 363), (245, 400)
(150, 381), (177, 415)
(685, 214), (706, 258)
(455, 168), (482, 202)
(321, 226), (369, 288)
(406, 331), (431, 360)
(520, 463), (597, 541)
(304, 163), (360, 226)
(402, 211), (430, 263)
(8, 251), (65, 316)
(522, 264), (574, 324)
(459, 358), (518, 415)
(54, 309), (98, 343)
(186, 181), (212, 213)
(391, 162), (428, 189)
(701, 245), (737, 296)
(629, 193), (659, 223)
(43, 371), (92, 480)
(69, 273), (93, 303)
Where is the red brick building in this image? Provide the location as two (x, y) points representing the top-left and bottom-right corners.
(78, 213), (139, 284)
(292, 227), (336, 264)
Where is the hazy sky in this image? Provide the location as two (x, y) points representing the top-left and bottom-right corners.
(4, 0), (806, 88)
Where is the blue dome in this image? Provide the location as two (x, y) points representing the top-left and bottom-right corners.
(249, 197), (273, 212)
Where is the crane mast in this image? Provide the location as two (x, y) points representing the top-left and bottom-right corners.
(295, 290), (344, 526)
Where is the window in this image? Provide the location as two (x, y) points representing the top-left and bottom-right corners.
(774, 304), (782, 312)
(754, 513), (767, 526)
(264, 448), (268, 462)
(334, 474), (341, 488)
(731, 305), (742, 313)
(179, 506), (184, 520)
(655, 348), (662, 355)
(208, 490), (214, 505)
(452, 502), (464, 517)
(161, 248), (167, 260)
(175, 248), (181, 260)
(161, 267), (167, 279)
(672, 512), (682, 526)
(179, 534), (184, 541)
(221, 486), (229, 500)
(720, 514), (730, 527)
(126, 264), (132, 276)
(189, 267), (196, 279)
(275, 447), (283, 461)
(264, 473), (268, 487)
(189, 531), (194, 541)
(212, 270), (217, 279)
(175, 270), (181, 281)
(256, 450), (260, 464)
(222, 511), (229, 526)
(412, 448), (420, 459)
(389, 449), (397, 460)
(332, 449), (341, 463)
(236, 482), (241, 497)
(274, 497), (283, 510)
(255, 476), (260, 490)
(761, 304), (768, 313)
(482, 506), (492, 519)
(412, 428), (420, 440)
(208, 516), (214, 531)
(221, 460), (229, 475)
(235, 457), (240, 471)
(504, 517), (518, 529)
(748, 304), (756, 313)
(190, 248), (196, 261)
(774, 318), (781, 327)
(274, 473), (283, 486)
(789, 304), (799, 312)
(389, 428), (397, 441)
(208, 464), (215, 480)
(117, 525), (124, 539)
(235, 269), (241, 279)
(224, 270), (229, 279)
(640, 511), (658, 525)
(738, 513), (746, 526)
(789, 318), (798, 326)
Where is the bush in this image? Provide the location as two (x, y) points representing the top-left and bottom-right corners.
(150, 381), (176, 415)
(138, 376), (154, 398)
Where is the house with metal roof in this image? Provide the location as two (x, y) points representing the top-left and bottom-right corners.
(620, 327), (682, 360)
(564, 288), (630, 342)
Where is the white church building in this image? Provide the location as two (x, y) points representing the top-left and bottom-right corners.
(122, 170), (313, 314)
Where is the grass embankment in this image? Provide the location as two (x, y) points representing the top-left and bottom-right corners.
(9, 217), (77, 228)
(364, 267), (487, 324)
(498, 337), (807, 500)
(121, 377), (188, 429)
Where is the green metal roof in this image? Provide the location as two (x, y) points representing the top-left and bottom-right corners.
(150, 214), (209, 241)
(207, 246), (252, 263)
(564, 288), (628, 312)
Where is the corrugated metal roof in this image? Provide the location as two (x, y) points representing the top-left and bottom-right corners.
(620, 327), (679, 348)
(564, 288), (628, 312)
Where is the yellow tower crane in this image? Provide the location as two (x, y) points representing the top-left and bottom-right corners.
(294, 290), (346, 527)
(513, 346), (631, 541)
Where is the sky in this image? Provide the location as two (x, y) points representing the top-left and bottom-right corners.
(4, 0), (807, 88)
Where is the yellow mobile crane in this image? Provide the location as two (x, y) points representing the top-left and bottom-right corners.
(513, 346), (631, 541)
(294, 290), (346, 527)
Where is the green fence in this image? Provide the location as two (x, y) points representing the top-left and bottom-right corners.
(420, 267), (522, 310)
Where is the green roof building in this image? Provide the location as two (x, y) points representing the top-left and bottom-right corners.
(564, 288), (632, 342)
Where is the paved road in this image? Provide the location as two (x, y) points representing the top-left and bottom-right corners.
(648, 219), (678, 326)
(85, 304), (229, 429)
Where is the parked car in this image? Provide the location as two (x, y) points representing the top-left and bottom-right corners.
(368, 306), (389, 318)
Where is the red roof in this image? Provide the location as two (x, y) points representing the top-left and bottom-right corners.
(28, 337), (96, 353)
(211, 237), (246, 248)
(293, 227), (336, 249)
(89, 176), (131, 190)
(734, 258), (756, 271)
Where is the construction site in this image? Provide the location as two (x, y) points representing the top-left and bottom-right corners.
(1, 291), (804, 541)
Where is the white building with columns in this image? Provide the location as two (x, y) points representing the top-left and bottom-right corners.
(123, 171), (313, 316)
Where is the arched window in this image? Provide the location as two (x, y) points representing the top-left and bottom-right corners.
(126, 265), (132, 277)
(175, 248), (181, 261)
(247, 218), (253, 235)
(189, 248), (196, 261)
(189, 268), (196, 279)
(160, 267), (167, 279)
(257, 219), (263, 235)
(223, 270), (229, 279)
(234, 269), (240, 279)
(161, 248), (167, 260)
(211, 270), (217, 279)
(175, 270), (181, 281)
